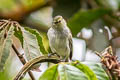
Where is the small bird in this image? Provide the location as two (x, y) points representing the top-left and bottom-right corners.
(47, 15), (73, 61)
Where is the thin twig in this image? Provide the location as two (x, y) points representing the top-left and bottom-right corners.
(12, 44), (35, 80)
(94, 51), (103, 58)
(0, 21), (9, 30)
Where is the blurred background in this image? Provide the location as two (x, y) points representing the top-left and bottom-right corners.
(0, 0), (120, 80)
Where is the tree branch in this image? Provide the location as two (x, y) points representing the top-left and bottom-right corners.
(12, 44), (35, 80)
(14, 55), (60, 80)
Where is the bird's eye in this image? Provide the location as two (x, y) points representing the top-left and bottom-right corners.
(54, 20), (61, 24)
(58, 20), (61, 23)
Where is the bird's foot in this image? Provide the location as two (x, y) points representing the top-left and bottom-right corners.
(48, 53), (55, 57)
(31, 68), (41, 72)
(60, 59), (65, 62)
(60, 58), (68, 62)
(48, 53), (60, 58)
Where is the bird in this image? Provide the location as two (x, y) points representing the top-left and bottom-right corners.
(47, 15), (73, 62)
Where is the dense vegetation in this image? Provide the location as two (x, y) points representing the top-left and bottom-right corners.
(0, 0), (120, 80)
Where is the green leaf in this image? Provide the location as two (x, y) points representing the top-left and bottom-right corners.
(0, 26), (14, 71)
(83, 62), (109, 80)
(21, 27), (42, 61)
(71, 61), (98, 80)
(0, 72), (8, 80)
(0, 29), (6, 45)
(58, 64), (89, 80)
(24, 27), (47, 54)
(0, 0), (15, 11)
(0, 29), (6, 59)
(68, 8), (110, 36)
(39, 64), (58, 80)
(14, 28), (23, 47)
(20, 0), (46, 10)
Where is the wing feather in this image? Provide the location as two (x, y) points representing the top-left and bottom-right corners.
(68, 32), (73, 60)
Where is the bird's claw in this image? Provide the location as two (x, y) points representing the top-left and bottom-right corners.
(48, 53), (60, 58)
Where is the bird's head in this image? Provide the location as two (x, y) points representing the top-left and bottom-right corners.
(52, 15), (66, 28)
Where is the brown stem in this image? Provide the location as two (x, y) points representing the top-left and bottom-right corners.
(109, 70), (118, 80)
(14, 55), (60, 80)
(105, 68), (113, 80)
(12, 44), (35, 80)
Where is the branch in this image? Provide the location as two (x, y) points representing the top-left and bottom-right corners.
(12, 44), (35, 80)
(14, 55), (60, 80)
(95, 46), (120, 80)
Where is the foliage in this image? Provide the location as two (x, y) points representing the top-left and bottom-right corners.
(39, 61), (109, 80)
(0, 0), (120, 80)
(0, 25), (14, 71)
(68, 8), (111, 36)
(24, 27), (47, 54)
(83, 62), (109, 80)
(0, 21), (110, 80)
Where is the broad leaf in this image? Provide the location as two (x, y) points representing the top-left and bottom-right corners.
(0, 29), (6, 59)
(0, 26), (14, 71)
(58, 64), (89, 80)
(0, 0), (47, 20)
(21, 27), (42, 61)
(24, 27), (47, 54)
(68, 8), (110, 36)
(39, 64), (58, 80)
(0, 0), (15, 11)
(0, 29), (6, 45)
(20, 0), (46, 11)
(71, 61), (98, 80)
(83, 62), (109, 80)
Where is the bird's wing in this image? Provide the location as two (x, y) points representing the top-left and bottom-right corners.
(68, 33), (73, 60)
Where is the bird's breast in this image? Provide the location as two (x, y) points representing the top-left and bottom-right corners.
(48, 28), (70, 57)
(51, 33), (68, 48)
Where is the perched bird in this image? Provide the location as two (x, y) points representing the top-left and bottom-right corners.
(47, 15), (73, 61)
